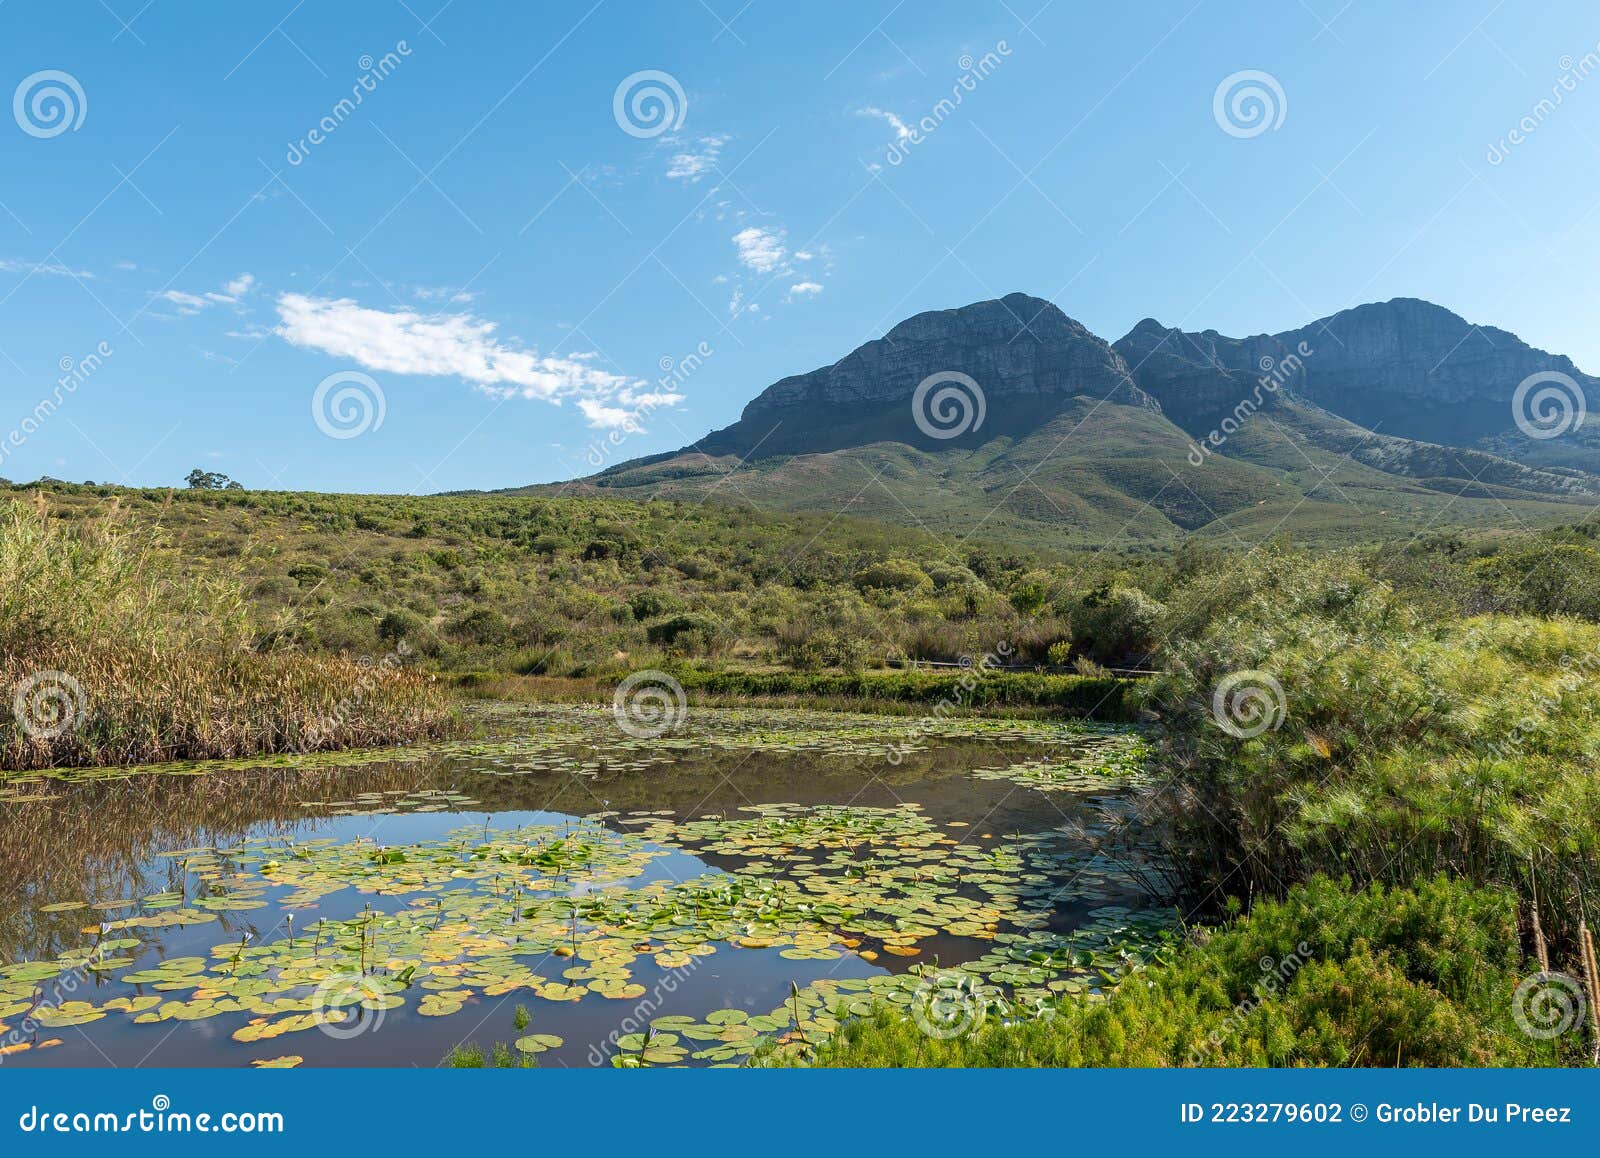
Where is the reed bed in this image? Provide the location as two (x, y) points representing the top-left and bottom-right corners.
(1, 497), (455, 771)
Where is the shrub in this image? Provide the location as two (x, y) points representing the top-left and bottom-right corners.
(853, 558), (931, 593)
(780, 877), (1552, 1068)
(1068, 584), (1164, 666)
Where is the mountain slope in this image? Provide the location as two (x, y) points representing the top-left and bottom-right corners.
(523, 294), (1600, 551)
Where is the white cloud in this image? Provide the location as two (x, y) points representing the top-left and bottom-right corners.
(158, 273), (256, 314)
(788, 281), (823, 299)
(0, 258), (93, 279)
(411, 284), (479, 305)
(274, 293), (673, 428)
(160, 290), (209, 315)
(858, 106), (912, 142)
(732, 226), (787, 273)
(666, 134), (730, 182)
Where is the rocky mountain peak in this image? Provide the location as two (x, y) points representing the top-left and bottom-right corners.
(741, 293), (1153, 422)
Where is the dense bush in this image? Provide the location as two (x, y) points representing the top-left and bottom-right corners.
(672, 668), (1134, 718)
(784, 877), (1557, 1068)
(1143, 547), (1600, 965)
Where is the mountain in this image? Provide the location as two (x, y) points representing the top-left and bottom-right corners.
(521, 294), (1600, 551)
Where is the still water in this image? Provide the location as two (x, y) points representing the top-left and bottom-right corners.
(0, 705), (1170, 1068)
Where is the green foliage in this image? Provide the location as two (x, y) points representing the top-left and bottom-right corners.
(1067, 584), (1165, 666)
(1144, 546), (1600, 958)
(185, 468), (242, 491)
(671, 669), (1134, 718)
(788, 877), (1555, 1068)
(0, 499), (455, 770)
(852, 558), (931, 593)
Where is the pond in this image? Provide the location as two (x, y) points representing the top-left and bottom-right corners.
(0, 703), (1174, 1068)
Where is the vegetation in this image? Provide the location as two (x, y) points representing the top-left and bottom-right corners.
(9, 478), (1600, 1067)
(0, 497), (454, 770)
(8, 482), (1175, 678)
(788, 876), (1562, 1067)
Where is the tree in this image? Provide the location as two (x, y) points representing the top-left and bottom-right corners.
(185, 468), (243, 490)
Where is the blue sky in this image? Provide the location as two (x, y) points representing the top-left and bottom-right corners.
(2, 0), (1599, 492)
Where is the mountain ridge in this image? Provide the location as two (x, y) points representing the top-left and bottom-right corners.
(519, 293), (1600, 550)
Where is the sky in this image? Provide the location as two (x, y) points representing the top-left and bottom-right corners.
(2, 0), (1599, 493)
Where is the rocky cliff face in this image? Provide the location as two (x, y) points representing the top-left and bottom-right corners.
(689, 291), (1596, 471)
(1112, 319), (1304, 436)
(742, 292), (1154, 420)
(1275, 298), (1598, 446)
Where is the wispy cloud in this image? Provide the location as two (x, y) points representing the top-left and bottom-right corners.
(858, 106), (912, 142)
(0, 258), (94, 279)
(665, 133), (730, 183)
(157, 272), (256, 314)
(788, 281), (823, 300)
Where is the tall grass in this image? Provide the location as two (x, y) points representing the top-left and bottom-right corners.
(1, 498), (456, 770)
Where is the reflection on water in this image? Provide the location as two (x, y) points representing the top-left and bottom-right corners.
(0, 705), (1170, 1068)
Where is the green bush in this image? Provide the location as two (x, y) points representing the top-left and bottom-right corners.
(783, 877), (1554, 1068)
